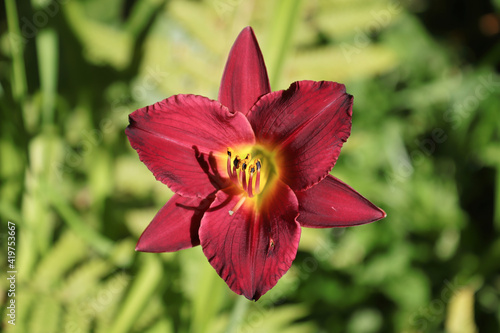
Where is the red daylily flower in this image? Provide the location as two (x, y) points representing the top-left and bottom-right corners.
(126, 27), (386, 300)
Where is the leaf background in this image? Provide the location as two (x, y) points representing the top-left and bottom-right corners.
(1, 0), (500, 332)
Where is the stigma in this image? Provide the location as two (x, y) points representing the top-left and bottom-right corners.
(227, 147), (261, 198)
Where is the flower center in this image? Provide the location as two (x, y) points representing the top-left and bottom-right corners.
(225, 145), (278, 215)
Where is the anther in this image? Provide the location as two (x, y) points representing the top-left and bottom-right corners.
(225, 149), (264, 198)
(233, 156), (241, 170)
(227, 148), (234, 179)
(232, 155), (242, 182)
(255, 159), (261, 194)
(247, 163), (256, 197)
(241, 158), (249, 190)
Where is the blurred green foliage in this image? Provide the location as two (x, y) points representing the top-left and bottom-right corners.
(1, 0), (500, 332)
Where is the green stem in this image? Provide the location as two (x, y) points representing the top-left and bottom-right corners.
(265, 0), (302, 89)
(224, 296), (250, 333)
(125, 0), (166, 37)
(41, 180), (113, 255)
(109, 255), (163, 333)
(36, 28), (59, 127)
(495, 161), (500, 231)
(5, 0), (28, 102)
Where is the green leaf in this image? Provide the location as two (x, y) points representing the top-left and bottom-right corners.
(264, 0), (302, 87)
(109, 255), (163, 333)
(28, 295), (62, 333)
(41, 179), (114, 255)
(4, 0), (27, 101)
(62, 1), (133, 69)
(36, 28), (58, 127)
(32, 231), (88, 290)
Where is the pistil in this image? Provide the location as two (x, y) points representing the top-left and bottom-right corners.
(229, 196), (246, 216)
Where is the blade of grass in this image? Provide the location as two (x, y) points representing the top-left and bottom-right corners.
(190, 261), (227, 333)
(125, 0), (166, 38)
(224, 296), (250, 333)
(109, 254), (163, 333)
(40, 180), (113, 255)
(5, 0), (28, 102)
(0, 200), (22, 222)
(264, 0), (302, 88)
(495, 162), (500, 231)
(36, 28), (59, 127)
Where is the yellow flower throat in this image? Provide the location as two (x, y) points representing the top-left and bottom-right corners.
(225, 145), (278, 215)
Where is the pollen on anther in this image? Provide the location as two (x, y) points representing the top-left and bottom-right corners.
(233, 156), (241, 169)
(255, 159), (261, 194)
(249, 163), (256, 175)
(256, 159), (262, 171)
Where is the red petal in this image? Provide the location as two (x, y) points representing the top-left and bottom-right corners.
(199, 181), (300, 300)
(126, 94), (255, 198)
(136, 194), (215, 252)
(218, 26), (271, 115)
(296, 175), (386, 228)
(247, 80), (352, 191)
